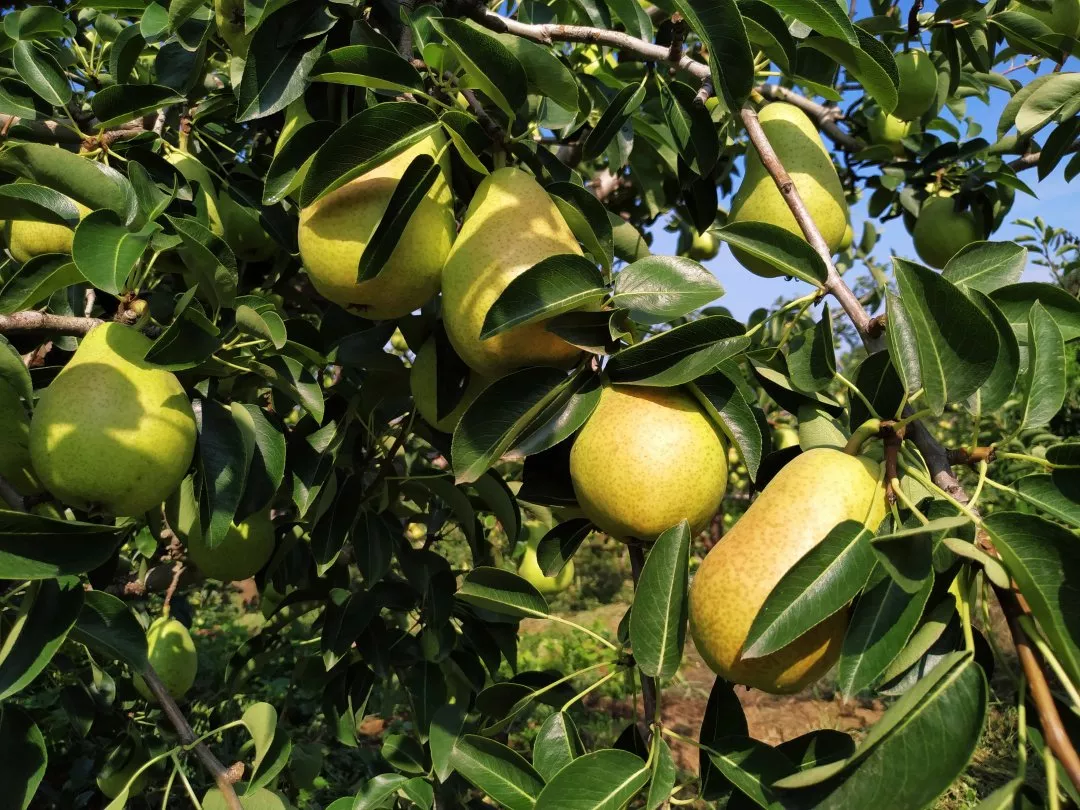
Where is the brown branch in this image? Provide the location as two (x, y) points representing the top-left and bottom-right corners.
(755, 84), (862, 151)
(139, 667), (244, 810)
(0, 311), (103, 336)
(628, 542), (658, 745)
(1008, 139), (1080, 171)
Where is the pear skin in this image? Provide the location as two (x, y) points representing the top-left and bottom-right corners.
(569, 384), (728, 541)
(214, 0), (250, 57)
(134, 615), (198, 701)
(29, 323), (197, 517)
(688, 448), (887, 694)
(166, 150), (225, 237)
(893, 50), (938, 121)
(729, 103), (849, 277)
(179, 478), (276, 582)
(297, 134), (455, 320)
(409, 335), (489, 433)
(441, 167), (587, 376)
(517, 520), (575, 594)
(0, 381), (42, 496)
(4, 199), (90, 263)
(913, 195), (982, 268)
(867, 109), (914, 156)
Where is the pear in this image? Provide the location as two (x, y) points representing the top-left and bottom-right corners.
(166, 149), (225, 237)
(517, 520), (575, 594)
(276, 98), (315, 158)
(409, 335), (489, 433)
(913, 194), (982, 268)
(179, 486), (276, 582)
(0, 381), (42, 496)
(893, 50), (938, 121)
(4, 199), (90, 263)
(772, 426), (800, 450)
(687, 230), (719, 261)
(867, 109), (914, 155)
(134, 615), (198, 701)
(219, 189), (275, 262)
(838, 222), (854, 252)
(688, 448), (887, 693)
(442, 167), (588, 376)
(97, 735), (151, 799)
(1007, 0), (1080, 36)
(29, 323), (197, 517)
(569, 384), (728, 540)
(214, 0), (250, 56)
(728, 103), (849, 277)
(297, 134), (455, 320)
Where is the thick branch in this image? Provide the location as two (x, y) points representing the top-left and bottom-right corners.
(139, 667), (244, 810)
(0, 113), (148, 148)
(628, 543), (658, 745)
(1008, 139), (1080, 171)
(0, 311), (103, 336)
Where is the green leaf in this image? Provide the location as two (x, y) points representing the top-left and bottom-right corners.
(744, 521), (874, 658)
(749, 350), (843, 417)
(236, 404), (286, 519)
(0, 511), (125, 579)
(610, 255), (725, 324)
(241, 703), (282, 786)
(301, 102), (440, 205)
(203, 787), (288, 810)
(535, 518), (593, 578)
(941, 241), (1027, 294)
(0, 79), (44, 121)
(430, 704), (467, 782)
(1014, 472), (1080, 529)
(698, 678), (749, 799)
(786, 304), (835, 393)
(983, 512), (1080, 688)
(629, 520), (690, 678)
(1015, 72), (1080, 136)
(263, 120), (334, 205)
(892, 258), (997, 414)
(706, 736), (795, 808)
(606, 315), (748, 387)
(802, 28), (899, 113)
(0, 143), (135, 221)
(764, 0), (857, 42)
(836, 568), (933, 696)
(1018, 301), (1066, 430)
(4, 7), (75, 40)
(310, 45), (425, 93)
(167, 215), (238, 314)
(0, 577), (83, 700)
(12, 41), (70, 107)
(989, 281), (1080, 342)
(690, 367), (766, 480)
(72, 211), (158, 295)
(69, 590), (148, 668)
(645, 737), (676, 810)
(742, 2), (797, 73)
(658, 78), (719, 177)
(431, 18), (528, 121)
(492, 34), (580, 112)
(0, 183), (82, 227)
(0, 256), (82, 314)
(450, 734), (545, 810)
(109, 25), (145, 84)
(534, 749), (649, 810)
(481, 255), (605, 340)
(714, 221), (828, 286)
(356, 154), (441, 283)
(0, 337), (31, 404)
(0, 706), (47, 810)
(669, 0), (754, 109)
(457, 567), (550, 618)
(583, 75), (648, 161)
(451, 367), (571, 484)
(90, 84), (185, 127)
(197, 399), (254, 548)
(547, 182), (614, 272)
(969, 290), (1021, 411)
(234, 299), (287, 350)
(534, 711), (584, 781)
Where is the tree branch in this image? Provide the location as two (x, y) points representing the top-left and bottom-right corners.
(0, 311), (103, 336)
(139, 667), (245, 810)
(755, 84), (862, 151)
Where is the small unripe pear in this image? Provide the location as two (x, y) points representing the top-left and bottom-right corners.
(134, 615), (198, 701)
(772, 426), (800, 450)
(97, 735), (151, 799)
(183, 507), (276, 582)
(913, 194), (982, 268)
(687, 230), (719, 261)
(409, 336), (489, 433)
(689, 448), (887, 693)
(4, 198), (90, 263)
(517, 520), (574, 594)
(570, 384), (728, 540)
(214, 0), (250, 57)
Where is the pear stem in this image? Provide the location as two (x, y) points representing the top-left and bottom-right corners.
(628, 542), (660, 740)
(140, 667), (245, 810)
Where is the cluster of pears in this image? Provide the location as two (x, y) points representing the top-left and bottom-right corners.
(865, 49), (939, 154)
(689, 446), (886, 693)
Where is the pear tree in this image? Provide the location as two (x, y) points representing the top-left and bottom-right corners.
(0, 0), (1078, 808)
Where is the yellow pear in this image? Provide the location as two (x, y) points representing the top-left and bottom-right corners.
(729, 103), (849, 277)
(97, 735), (151, 799)
(838, 222), (854, 251)
(867, 109), (914, 155)
(297, 134), (455, 320)
(29, 323), (197, 517)
(893, 49), (938, 121)
(219, 190), (275, 262)
(517, 520), (575, 594)
(177, 476), (276, 581)
(913, 194), (982, 268)
(134, 615), (198, 701)
(688, 448), (887, 693)
(569, 384), (728, 540)
(0, 381), (42, 496)
(214, 0), (250, 57)
(166, 149), (225, 237)
(442, 167), (588, 376)
(275, 98), (315, 158)
(687, 230), (719, 261)
(4, 198), (90, 263)
(772, 426), (800, 450)
(410, 335), (489, 433)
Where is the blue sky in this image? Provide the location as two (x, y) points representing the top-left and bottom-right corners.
(646, 13), (1080, 320)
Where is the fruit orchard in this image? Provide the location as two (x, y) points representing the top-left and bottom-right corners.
(0, 0), (1079, 807)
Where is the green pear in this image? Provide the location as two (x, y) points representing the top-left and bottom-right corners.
(687, 230), (719, 261)
(893, 49), (938, 121)
(134, 615), (198, 701)
(219, 189), (276, 262)
(867, 109), (913, 155)
(0, 381), (42, 496)
(442, 167), (589, 376)
(772, 426), (800, 450)
(1007, 0), (1080, 36)
(166, 149), (225, 237)
(214, 0), (250, 57)
(729, 103), (849, 277)
(569, 384), (728, 540)
(913, 194), (982, 268)
(517, 520), (574, 594)
(97, 734), (151, 799)
(275, 98), (315, 158)
(29, 323), (197, 517)
(688, 448), (886, 693)
(297, 134), (455, 320)
(837, 222), (854, 252)
(409, 335), (489, 433)
(179, 486), (276, 582)
(4, 198), (90, 264)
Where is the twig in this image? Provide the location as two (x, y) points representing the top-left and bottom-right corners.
(0, 475), (27, 512)
(83, 289), (96, 318)
(628, 542), (658, 745)
(163, 562), (184, 612)
(138, 667), (244, 810)
(0, 311), (103, 336)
